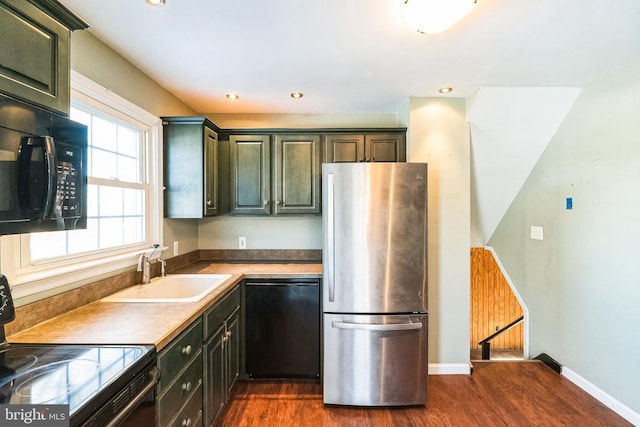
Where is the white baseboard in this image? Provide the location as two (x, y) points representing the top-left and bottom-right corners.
(428, 363), (471, 375)
(562, 366), (640, 426)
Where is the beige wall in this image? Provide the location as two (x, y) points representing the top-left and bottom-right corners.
(409, 97), (471, 366)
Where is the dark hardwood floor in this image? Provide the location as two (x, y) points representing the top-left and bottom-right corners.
(218, 361), (631, 426)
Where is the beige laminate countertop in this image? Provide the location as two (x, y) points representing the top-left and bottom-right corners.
(8, 262), (322, 351)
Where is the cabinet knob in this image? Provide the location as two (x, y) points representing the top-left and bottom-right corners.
(263, 200), (269, 207)
(181, 381), (192, 393)
(365, 158), (371, 162)
(181, 344), (192, 356)
(358, 158), (365, 162)
(206, 199), (212, 206)
(181, 418), (192, 427)
(226, 330), (232, 337)
(275, 200), (282, 206)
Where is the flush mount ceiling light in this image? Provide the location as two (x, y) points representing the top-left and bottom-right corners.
(226, 93), (239, 100)
(403, 0), (477, 34)
(439, 87), (453, 94)
(146, 0), (165, 6)
(290, 92), (304, 99)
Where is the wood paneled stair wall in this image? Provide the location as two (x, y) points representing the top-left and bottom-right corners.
(470, 248), (524, 355)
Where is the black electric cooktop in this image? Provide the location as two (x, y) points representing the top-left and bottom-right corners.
(0, 343), (154, 412)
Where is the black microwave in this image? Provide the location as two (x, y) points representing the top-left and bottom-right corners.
(0, 94), (87, 235)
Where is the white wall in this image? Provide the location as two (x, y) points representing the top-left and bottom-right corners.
(409, 98), (471, 367)
(489, 64), (640, 416)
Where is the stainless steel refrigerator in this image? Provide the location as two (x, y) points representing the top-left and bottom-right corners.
(322, 162), (428, 407)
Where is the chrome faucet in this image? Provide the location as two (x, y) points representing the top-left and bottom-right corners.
(137, 254), (151, 284)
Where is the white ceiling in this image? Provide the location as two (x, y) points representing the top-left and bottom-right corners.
(58, 0), (640, 243)
(59, 0), (640, 114)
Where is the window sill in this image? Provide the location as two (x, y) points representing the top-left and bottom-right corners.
(10, 250), (145, 304)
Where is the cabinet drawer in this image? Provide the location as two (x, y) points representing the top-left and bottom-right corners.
(169, 383), (203, 427)
(158, 319), (203, 391)
(204, 286), (240, 339)
(157, 354), (203, 426)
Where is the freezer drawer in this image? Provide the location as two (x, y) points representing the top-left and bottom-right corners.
(323, 313), (428, 406)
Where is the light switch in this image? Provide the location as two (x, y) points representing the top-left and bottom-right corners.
(530, 226), (544, 240)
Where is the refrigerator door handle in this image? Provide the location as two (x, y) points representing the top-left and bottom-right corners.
(331, 320), (422, 331)
(326, 172), (335, 302)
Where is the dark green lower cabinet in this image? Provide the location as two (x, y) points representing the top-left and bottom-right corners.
(156, 320), (204, 427)
(204, 287), (241, 427)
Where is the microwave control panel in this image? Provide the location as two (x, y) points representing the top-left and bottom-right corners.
(54, 142), (82, 219)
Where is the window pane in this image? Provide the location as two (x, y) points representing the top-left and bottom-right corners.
(68, 219), (99, 253)
(118, 126), (139, 157)
(99, 186), (123, 217)
(118, 155), (139, 183)
(123, 217), (144, 244)
(92, 116), (117, 151)
(99, 218), (124, 249)
(92, 149), (118, 180)
(123, 188), (144, 216)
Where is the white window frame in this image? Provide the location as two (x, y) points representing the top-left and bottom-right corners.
(0, 71), (163, 302)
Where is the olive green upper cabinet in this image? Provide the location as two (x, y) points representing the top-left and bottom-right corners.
(229, 135), (271, 215)
(0, 0), (88, 115)
(229, 133), (321, 215)
(325, 131), (406, 163)
(273, 134), (321, 215)
(163, 117), (228, 218)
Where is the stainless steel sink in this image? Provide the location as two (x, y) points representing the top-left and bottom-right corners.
(102, 274), (232, 303)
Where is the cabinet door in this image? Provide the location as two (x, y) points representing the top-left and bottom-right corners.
(0, 0), (71, 115)
(204, 326), (225, 427)
(324, 134), (364, 163)
(230, 135), (271, 215)
(204, 127), (218, 216)
(226, 309), (240, 393)
(365, 133), (406, 162)
(273, 134), (321, 214)
(164, 123), (205, 218)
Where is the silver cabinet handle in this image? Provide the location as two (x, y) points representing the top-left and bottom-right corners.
(181, 344), (192, 356)
(332, 321), (422, 331)
(181, 381), (192, 393)
(181, 418), (192, 427)
(326, 173), (335, 302)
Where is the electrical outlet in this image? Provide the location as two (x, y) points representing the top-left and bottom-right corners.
(239, 236), (247, 249)
(530, 226), (544, 241)
(173, 240), (179, 256)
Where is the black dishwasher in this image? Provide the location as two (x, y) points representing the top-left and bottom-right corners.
(245, 279), (320, 379)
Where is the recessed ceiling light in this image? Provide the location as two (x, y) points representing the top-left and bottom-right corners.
(226, 93), (239, 100)
(146, 0), (165, 6)
(439, 87), (453, 94)
(291, 92), (304, 99)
